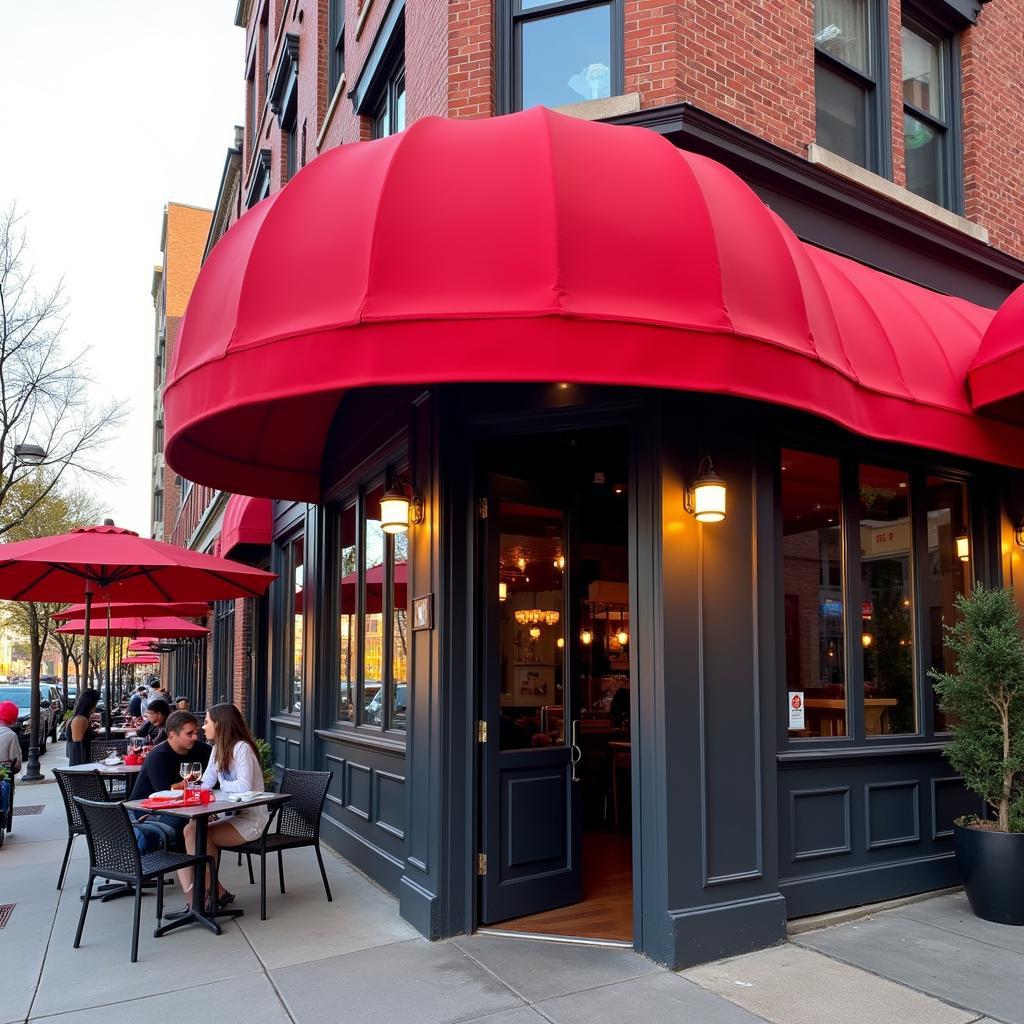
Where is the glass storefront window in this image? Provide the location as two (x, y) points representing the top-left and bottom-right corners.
(390, 528), (409, 731)
(781, 450), (845, 737)
(338, 503), (356, 723)
(925, 476), (970, 732)
(858, 465), (915, 735)
(363, 482), (385, 725)
(290, 536), (304, 715)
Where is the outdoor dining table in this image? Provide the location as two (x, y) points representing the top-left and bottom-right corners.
(62, 760), (143, 781)
(123, 791), (291, 937)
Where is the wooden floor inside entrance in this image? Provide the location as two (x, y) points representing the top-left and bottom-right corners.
(490, 831), (632, 942)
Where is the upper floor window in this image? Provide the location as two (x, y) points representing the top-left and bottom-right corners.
(328, 0), (346, 98)
(902, 19), (959, 210)
(350, 1), (405, 138)
(814, 0), (886, 173)
(501, 0), (624, 114)
(372, 66), (406, 139)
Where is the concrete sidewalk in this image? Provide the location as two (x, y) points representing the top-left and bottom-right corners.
(1, 746), (1019, 1023)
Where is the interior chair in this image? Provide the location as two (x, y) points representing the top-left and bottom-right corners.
(72, 796), (216, 963)
(236, 769), (333, 920)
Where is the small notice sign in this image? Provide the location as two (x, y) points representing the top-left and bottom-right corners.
(788, 691), (805, 730)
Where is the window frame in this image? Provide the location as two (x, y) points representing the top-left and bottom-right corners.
(497, 0), (625, 116)
(328, 0), (346, 99)
(777, 440), (979, 753)
(213, 599), (236, 706)
(900, 11), (963, 213)
(275, 527), (305, 718)
(813, 0), (892, 179)
(371, 66), (406, 140)
(325, 451), (411, 741)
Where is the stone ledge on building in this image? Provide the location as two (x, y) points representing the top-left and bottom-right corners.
(807, 144), (989, 245)
(554, 93), (641, 122)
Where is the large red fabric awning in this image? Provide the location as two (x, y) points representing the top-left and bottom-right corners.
(219, 494), (273, 559)
(968, 283), (1024, 422)
(164, 107), (1024, 501)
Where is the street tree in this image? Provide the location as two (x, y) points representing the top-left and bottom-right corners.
(0, 204), (125, 536)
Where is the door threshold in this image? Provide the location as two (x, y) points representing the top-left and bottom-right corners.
(478, 927), (633, 949)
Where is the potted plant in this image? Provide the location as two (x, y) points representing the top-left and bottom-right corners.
(930, 585), (1024, 924)
(255, 738), (275, 791)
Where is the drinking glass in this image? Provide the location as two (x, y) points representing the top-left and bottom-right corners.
(189, 762), (203, 799)
(179, 763), (191, 801)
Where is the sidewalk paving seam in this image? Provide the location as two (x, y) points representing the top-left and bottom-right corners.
(787, 938), (1012, 1024)
(21, 880), (62, 1024)
(894, 906), (1024, 958)
(235, 912), (299, 1024)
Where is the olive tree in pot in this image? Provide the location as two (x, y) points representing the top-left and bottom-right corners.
(930, 585), (1024, 925)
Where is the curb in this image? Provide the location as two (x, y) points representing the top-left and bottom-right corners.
(786, 886), (962, 935)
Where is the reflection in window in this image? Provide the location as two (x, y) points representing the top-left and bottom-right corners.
(363, 482), (385, 724)
(859, 466), (915, 735)
(499, 501), (565, 750)
(338, 504), (356, 723)
(782, 450), (845, 737)
(390, 529), (409, 731)
(925, 476), (970, 731)
(290, 536), (304, 714)
(902, 21), (953, 208)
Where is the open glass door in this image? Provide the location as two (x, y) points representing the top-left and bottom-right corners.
(479, 475), (582, 923)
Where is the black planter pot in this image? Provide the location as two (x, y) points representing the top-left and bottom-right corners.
(954, 822), (1024, 925)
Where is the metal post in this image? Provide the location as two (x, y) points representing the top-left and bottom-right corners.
(104, 604), (112, 738)
(21, 608), (43, 781)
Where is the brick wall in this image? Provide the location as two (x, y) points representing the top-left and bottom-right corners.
(448, 0), (494, 118)
(232, 598), (252, 718)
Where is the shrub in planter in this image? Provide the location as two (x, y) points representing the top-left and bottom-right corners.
(255, 738), (275, 790)
(930, 585), (1024, 924)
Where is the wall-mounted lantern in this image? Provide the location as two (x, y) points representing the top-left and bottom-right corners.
(380, 474), (424, 534)
(955, 534), (970, 562)
(684, 457), (727, 523)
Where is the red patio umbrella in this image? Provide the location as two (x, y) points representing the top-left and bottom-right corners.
(55, 616), (210, 639)
(52, 600), (211, 621)
(122, 655), (160, 665)
(128, 638), (158, 651)
(0, 521), (274, 740)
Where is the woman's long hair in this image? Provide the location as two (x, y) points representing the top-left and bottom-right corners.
(72, 688), (100, 719)
(207, 702), (260, 773)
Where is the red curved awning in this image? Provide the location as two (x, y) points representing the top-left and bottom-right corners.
(165, 107), (1024, 501)
(968, 283), (1024, 422)
(220, 494), (273, 559)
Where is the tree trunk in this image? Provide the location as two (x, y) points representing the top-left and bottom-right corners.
(1000, 703), (1012, 832)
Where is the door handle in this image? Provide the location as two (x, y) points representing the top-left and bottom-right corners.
(570, 719), (582, 783)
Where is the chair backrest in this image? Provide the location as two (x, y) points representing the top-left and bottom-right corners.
(278, 769), (332, 840)
(90, 738), (128, 761)
(73, 796), (142, 878)
(53, 768), (109, 834)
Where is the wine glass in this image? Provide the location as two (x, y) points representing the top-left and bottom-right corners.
(189, 762), (204, 797)
(179, 763), (191, 800)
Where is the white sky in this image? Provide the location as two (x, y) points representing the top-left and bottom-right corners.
(0, 1), (243, 535)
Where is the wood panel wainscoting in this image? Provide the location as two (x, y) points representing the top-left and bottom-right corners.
(484, 831), (633, 942)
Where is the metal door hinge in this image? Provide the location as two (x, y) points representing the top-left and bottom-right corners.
(478, 497), (488, 519)
(477, 720), (488, 743)
(477, 853), (487, 876)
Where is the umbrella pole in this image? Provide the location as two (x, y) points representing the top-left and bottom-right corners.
(82, 588), (92, 723)
(104, 605), (112, 738)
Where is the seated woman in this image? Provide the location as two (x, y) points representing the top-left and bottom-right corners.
(173, 703), (266, 914)
(66, 689), (100, 766)
(136, 698), (170, 747)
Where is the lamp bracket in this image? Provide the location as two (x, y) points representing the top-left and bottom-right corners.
(683, 455), (720, 515)
(389, 472), (425, 526)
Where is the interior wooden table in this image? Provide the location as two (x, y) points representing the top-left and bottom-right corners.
(803, 698), (899, 736)
(124, 792), (291, 937)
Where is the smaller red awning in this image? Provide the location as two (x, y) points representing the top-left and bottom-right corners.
(969, 283), (1024, 423)
(220, 495), (273, 559)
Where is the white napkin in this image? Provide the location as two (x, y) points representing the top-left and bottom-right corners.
(227, 791), (260, 802)
(150, 790), (179, 800)
(102, 756), (122, 765)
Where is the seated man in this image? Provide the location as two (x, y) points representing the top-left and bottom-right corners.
(136, 698), (170, 747)
(173, 695), (190, 711)
(130, 710), (212, 852)
(127, 685), (146, 719)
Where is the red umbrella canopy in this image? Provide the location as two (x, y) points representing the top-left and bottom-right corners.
(56, 615), (210, 638)
(127, 638), (158, 651)
(0, 523), (275, 602)
(123, 655), (160, 665)
(53, 600), (211, 621)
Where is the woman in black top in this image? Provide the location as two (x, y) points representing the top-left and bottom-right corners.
(66, 689), (100, 766)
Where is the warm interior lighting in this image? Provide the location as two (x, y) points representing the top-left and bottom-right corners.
(1016, 520), (1024, 550)
(553, 555), (565, 570)
(380, 473), (423, 535)
(498, 582), (507, 602)
(684, 457), (727, 523)
(529, 626), (541, 640)
(556, 637), (564, 648)
(517, 556), (527, 571)
(616, 629), (629, 646)
(580, 630), (593, 645)
(956, 534), (970, 562)
(514, 608), (560, 626)
(861, 633), (874, 648)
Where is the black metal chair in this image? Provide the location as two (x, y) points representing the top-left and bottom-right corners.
(237, 769), (333, 920)
(52, 768), (111, 890)
(88, 739), (129, 797)
(72, 796), (217, 963)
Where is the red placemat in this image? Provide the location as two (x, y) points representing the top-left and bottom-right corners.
(140, 796), (186, 809)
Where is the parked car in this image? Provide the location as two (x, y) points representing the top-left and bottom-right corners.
(364, 684), (406, 727)
(0, 685), (59, 759)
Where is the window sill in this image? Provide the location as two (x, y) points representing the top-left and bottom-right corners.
(355, 0), (374, 40)
(778, 740), (948, 763)
(552, 92), (640, 123)
(806, 144), (987, 243)
(317, 73), (347, 152)
(316, 726), (406, 754)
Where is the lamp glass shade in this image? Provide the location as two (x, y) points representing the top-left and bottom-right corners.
(956, 534), (969, 562)
(529, 626), (541, 639)
(861, 633), (873, 648)
(580, 630), (593, 645)
(498, 582), (507, 602)
(14, 443), (46, 466)
(616, 629), (629, 646)
(693, 480), (727, 523)
(380, 492), (410, 534)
